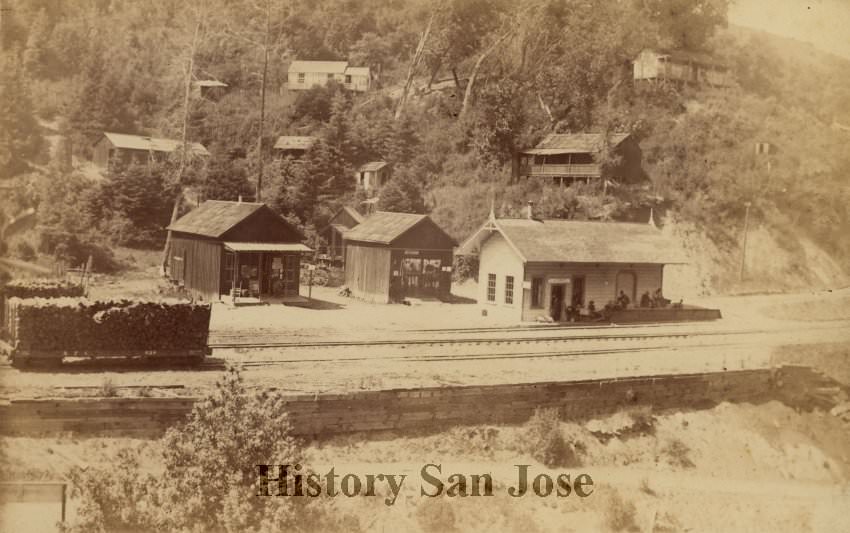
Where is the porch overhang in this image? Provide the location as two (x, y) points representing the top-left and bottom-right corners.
(223, 242), (313, 253)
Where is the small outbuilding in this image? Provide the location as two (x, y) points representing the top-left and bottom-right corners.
(458, 208), (686, 322)
(319, 206), (365, 266)
(167, 200), (311, 302)
(343, 211), (456, 303)
(355, 161), (390, 192)
(273, 136), (317, 161)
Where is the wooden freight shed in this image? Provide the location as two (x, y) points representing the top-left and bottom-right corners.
(167, 200), (311, 302)
(458, 208), (686, 322)
(343, 211), (456, 303)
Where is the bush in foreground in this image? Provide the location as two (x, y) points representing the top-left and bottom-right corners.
(520, 408), (580, 469)
(62, 368), (347, 533)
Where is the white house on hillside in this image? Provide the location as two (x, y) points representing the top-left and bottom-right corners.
(287, 60), (371, 92)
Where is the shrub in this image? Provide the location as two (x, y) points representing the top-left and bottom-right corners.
(62, 368), (335, 533)
(521, 408), (580, 468)
(39, 229), (121, 274)
(14, 240), (36, 261)
(603, 490), (639, 532)
(10, 298), (211, 352)
(452, 254), (479, 283)
(661, 438), (695, 469)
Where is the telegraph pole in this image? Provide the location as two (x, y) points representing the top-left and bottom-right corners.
(739, 201), (751, 281)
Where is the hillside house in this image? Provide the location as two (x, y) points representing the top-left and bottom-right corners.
(356, 161), (390, 192)
(273, 136), (317, 161)
(92, 132), (209, 170)
(458, 207), (686, 322)
(343, 212), (456, 303)
(319, 206), (364, 266)
(633, 49), (729, 86)
(514, 133), (643, 186)
(166, 200), (311, 303)
(192, 80), (228, 100)
(287, 60), (371, 92)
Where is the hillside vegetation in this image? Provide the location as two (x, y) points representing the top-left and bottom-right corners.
(1, 0), (848, 292)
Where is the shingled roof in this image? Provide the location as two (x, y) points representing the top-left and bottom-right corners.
(167, 200), (266, 238)
(460, 217), (686, 264)
(522, 133), (630, 155)
(342, 211), (428, 244)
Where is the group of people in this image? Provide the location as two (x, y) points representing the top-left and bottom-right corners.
(639, 288), (671, 309)
(557, 288), (677, 323)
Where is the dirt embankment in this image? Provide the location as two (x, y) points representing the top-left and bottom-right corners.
(4, 400), (849, 532)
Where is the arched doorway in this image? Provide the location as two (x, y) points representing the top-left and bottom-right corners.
(615, 270), (637, 303)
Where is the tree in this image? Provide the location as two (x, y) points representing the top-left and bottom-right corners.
(203, 155), (253, 201)
(638, 0), (729, 51)
(0, 54), (43, 178)
(62, 368), (335, 533)
(377, 169), (426, 213)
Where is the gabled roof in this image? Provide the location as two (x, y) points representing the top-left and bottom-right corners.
(101, 132), (210, 156)
(522, 133), (630, 155)
(358, 161), (388, 172)
(167, 200), (266, 238)
(338, 206), (365, 225)
(459, 216), (686, 264)
(342, 211), (435, 245)
(288, 60), (348, 74)
(274, 136), (317, 151)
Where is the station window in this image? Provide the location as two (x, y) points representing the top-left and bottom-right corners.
(505, 276), (514, 304)
(487, 274), (496, 302)
(297, 72), (305, 83)
(531, 277), (544, 308)
(345, 74), (352, 84)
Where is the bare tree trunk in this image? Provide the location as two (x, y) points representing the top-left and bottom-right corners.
(161, 18), (202, 274)
(451, 67), (461, 91)
(395, 11), (435, 120)
(537, 93), (554, 126)
(458, 28), (513, 120)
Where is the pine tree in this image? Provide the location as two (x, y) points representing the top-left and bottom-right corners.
(377, 168), (426, 213)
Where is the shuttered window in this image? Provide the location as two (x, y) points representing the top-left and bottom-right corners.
(487, 274), (496, 302)
(505, 276), (514, 304)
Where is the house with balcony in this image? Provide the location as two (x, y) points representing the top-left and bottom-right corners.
(633, 49), (729, 87)
(287, 60), (371, 92)
(514, 133), (643, 187)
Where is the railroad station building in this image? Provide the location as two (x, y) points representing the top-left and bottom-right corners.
(167, 200), (311, 303)
(343, 211), (456, 303)
(458, 208), (686, 322)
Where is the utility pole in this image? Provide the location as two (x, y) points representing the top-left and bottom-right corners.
(739, 201), (751, 281)
(256, 0), (271, 203)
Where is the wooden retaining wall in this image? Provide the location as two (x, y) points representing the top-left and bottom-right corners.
(0, 366), (829, 438)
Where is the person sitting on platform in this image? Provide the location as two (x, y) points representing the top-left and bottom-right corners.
(587, 300), (602, 320)
(640, 291), (651, 308)
(652, 288), (670, 308)
(616, 290), (631, 309)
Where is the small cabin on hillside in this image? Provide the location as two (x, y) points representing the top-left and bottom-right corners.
(287, 60), (371, 92)
(167, 200), (311, 302)
(458, 207), (686, 322)
(93, 132), (209, 171)
(192, 80), (228, 100)
(515, 133), (643, 186)
(633, 49), (729, 87)
(343, 211), (456, 303)
(273, 136), (316, 161)
(356, 161), (390, 192)
(319, 206), (364, 266)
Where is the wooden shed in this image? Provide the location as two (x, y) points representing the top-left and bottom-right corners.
(166, 200), (311, 302)
(343, 212), (456, 303)
(319, 206), (364, 266)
